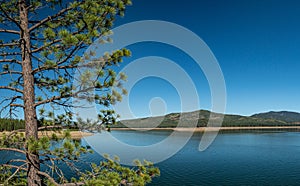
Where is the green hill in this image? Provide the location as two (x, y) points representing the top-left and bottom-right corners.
(251, 111), (300, 123)
(114, 110), (300, 128)
(2, 110), (300, 130)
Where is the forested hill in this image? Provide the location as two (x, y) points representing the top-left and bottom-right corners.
(114, 110), (300, 128)
(251, 111), (300, 123)
(2, 110), (300, 130)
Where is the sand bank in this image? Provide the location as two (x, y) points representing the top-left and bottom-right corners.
(0, 130), (93, 139)
(111, 126), (300, 132)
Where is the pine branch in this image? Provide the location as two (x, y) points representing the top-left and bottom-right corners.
(38, 125), (62, 131)
(0, 52), (22, 57)
(0, 29), (19, 34)
(0, 71), (22, 76)
(0, 86), (23, 94)
(0, 59), (21, 64)
(7, 159), (27, 164)
(4, 163), (27, 183)
(0, 42), (19, 47)
(34, 87), (94, 107)
(10, 103), (24, 108)
(1, 162), (82, 186)
(36, 170), (85, 186)
(32, 42), (83, 74)
(0, 148), (26, 154)
(0, 59), (17, 62)
(31, 39), (61, 53)
(1, 164), (27, 171)
(36, 171), (60, 186)
(34, 95), (70, 108)
(56, 42), (84, 65)
(61, 181), (85, 186)
(0, 95), (23, 106)
(6, 128), (26, 139)
(31, 26), (87, 54)
(29, 6), (74, 32)
(52, 100), (74, 108)
(33, 64), (77, 74)
(0, 6), (21, 29)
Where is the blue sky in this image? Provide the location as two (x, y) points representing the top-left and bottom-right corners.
(111, 0), (300, 117)
(1, 0), (299, 119)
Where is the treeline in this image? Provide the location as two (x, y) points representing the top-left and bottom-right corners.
(0, 118), (81, 132)
(0, 118), (25, 131)
(113, 110), (300, 128)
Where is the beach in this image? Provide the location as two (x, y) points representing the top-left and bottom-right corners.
(2, 126), (300, 139)
(0, 130), (93, 139)
(111, 126), (300, 132)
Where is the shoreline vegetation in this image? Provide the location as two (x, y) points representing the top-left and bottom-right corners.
(1, 126), (300, 140)
(1, 110), (300, 139)
(1, 110), (300, 133)
(111, 126), (300, 132)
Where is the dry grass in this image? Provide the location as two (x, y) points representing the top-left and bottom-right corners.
(0, 130), (93, 139)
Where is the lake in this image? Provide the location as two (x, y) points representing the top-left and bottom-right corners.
(2, 130), (300, 185)
(81, 130), (300, 185)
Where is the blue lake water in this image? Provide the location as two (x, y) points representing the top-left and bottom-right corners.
(81, 130), (300, 185)
(2, 130), (300, 185)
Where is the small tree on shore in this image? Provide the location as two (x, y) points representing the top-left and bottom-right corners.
(0, 0), (159, 185)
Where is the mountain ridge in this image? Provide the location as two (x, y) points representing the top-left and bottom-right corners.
(114, 110), (300, 128)
(251, 111), (300, 123)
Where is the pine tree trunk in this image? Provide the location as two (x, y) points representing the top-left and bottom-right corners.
(19, 1), (41, 185)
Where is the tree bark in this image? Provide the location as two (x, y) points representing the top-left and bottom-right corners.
(19, 0), (41, 185)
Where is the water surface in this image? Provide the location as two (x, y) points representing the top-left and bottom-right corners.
(82, 130), (300, 185)
(2, 130), (300, 185)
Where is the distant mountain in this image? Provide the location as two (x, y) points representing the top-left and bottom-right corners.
(251, 111), (300, 123)
(115, 110), (300, 128)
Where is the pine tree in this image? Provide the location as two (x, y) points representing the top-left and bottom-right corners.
(0, 0), (159, 185)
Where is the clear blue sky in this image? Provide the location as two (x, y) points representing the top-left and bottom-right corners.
(1, 0), (299, 119)
(111, 0), (300, 117)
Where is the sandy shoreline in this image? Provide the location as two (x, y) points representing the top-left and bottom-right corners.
(111, 126), (300, 132)
(0, 131), (93, 139)
(2, 126), (299, 138)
